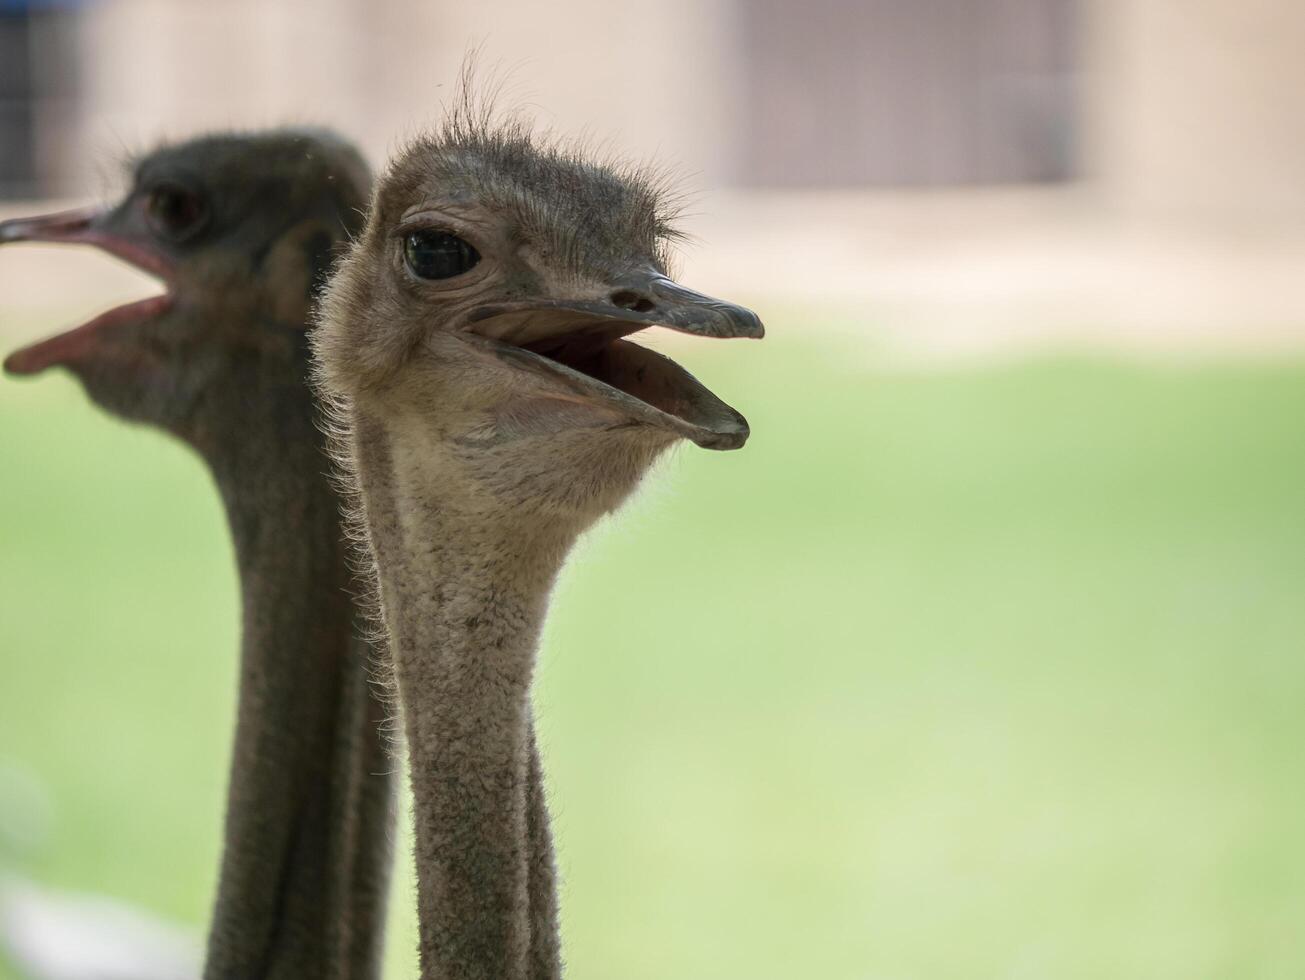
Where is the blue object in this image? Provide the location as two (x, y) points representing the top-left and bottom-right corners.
(0, 0), (91, 13)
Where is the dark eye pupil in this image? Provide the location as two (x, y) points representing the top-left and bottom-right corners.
(147, 184), (204, 239)
(404, 231), (479, 280)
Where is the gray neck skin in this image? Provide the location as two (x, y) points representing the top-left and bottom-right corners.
(191, 362), (394, 980)
(350, 416), (563, 980)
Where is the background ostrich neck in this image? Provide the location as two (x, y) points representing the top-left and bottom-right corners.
(351, 413), (574, 980)
(198, 371), (394, 980)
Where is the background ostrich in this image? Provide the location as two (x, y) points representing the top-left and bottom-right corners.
(312, 110), (763, 978)
(1, 131), (394, 979)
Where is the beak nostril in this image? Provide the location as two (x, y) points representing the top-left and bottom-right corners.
(610, 290), (656, 314)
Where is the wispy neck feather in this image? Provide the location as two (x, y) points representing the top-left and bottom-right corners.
(335, 406), (594, 980)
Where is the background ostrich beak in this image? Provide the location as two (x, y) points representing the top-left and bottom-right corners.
(1, 206), (176, 377)
(0, 206), (101, 245)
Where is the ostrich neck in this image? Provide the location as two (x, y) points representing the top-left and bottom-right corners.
(197, 379), (394, 980)
(351, 413), (571, 980)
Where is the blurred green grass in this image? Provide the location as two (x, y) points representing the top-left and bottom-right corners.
(2, 330), (1304, 979)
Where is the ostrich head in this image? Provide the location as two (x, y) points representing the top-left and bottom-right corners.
(313, 115), (762, 527)
(2, 130), (370, 441)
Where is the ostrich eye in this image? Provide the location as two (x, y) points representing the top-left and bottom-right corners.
(145, 182), (207, 242)
(404, 230), (480, 280)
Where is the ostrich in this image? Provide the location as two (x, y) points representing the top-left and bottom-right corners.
(2, 130), (394, 979)
(311, 109), (763, 979)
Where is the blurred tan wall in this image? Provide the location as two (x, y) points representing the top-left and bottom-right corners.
(1085, 0), (1305, 226)
(72, 0), (740, 193)
(63, 0), (1305, 228)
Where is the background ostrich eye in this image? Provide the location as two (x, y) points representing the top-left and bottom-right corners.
(145, 182), (207, 242)
(403, 230), (480, 280)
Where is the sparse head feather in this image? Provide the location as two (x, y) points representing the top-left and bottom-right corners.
(377, 109), (689, 277)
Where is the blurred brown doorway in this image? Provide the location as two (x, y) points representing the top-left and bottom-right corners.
(739, 0), (1079, 187)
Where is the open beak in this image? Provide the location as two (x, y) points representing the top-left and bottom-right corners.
(467, 271), (763, 450)
(2, 206), (176, 376)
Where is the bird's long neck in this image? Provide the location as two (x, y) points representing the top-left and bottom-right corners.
(197, 373), (394, 980)
(349, 412), (572, 980)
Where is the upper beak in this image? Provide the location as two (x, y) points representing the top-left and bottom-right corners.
(466, 270), (764, 348)
(632, 274), (764, 340)
(0, 205), (99, 244)
(0, 205), (174, 281)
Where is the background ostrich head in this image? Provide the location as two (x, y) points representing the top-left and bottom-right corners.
(2, 129), (370, 442)
(314, 110), (763, 525)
